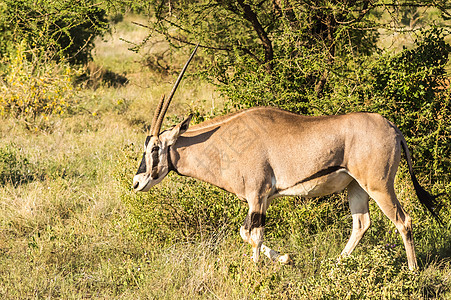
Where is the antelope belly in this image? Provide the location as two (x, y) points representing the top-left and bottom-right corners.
(278, 170), (353, 198)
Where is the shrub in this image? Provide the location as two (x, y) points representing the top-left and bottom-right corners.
(0, 143), (35, 186)
(368, 28), (451, 181)
(0, 42), (79, 128)
(0, 0), (109, 65)
(302, 246), (420, 299)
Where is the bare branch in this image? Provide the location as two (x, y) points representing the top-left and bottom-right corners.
(131, 21), (262, 63)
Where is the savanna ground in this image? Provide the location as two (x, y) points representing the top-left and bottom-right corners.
(1, 14), (451, 299)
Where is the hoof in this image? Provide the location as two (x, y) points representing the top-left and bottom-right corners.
(277, 254), (292, 265)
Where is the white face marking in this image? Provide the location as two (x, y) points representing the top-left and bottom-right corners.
(133, 136), (170, 192)
(133, 172), (166, 192)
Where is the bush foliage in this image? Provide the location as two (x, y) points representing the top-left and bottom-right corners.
(367, 29), (451, 181)
(116, 143), (247, 244)
(0, 0), (109, 64)
(0, 42), (79, 128)
(0, 143), (35, 186)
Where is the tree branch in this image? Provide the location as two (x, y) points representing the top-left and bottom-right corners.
(236, 0), (274, 70)
(131, 21), (261, 62)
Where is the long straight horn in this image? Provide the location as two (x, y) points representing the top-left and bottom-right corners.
(153, 43), (199, 135)
(150, 94), (165, 136)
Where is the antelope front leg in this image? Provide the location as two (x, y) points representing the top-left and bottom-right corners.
(240, 212), (291, 264)
(261, 244), (292, 264)
(240, 212), (265, 262)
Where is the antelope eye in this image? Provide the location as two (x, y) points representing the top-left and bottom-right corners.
(151, 146), (160, 153)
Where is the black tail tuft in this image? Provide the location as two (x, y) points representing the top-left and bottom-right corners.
(400, 138), (444, 225)
(411, 175), (444, 225)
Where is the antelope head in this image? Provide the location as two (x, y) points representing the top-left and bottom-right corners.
(133, 45), (198, 192)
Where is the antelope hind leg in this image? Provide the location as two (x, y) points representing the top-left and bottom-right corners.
(369, 188), (418, 271)
(340, 180), (371, 258)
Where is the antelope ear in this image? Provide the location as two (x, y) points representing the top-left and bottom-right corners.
(166, 114), (192, 145)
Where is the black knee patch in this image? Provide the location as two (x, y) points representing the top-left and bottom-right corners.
(243, 212), (266, 232)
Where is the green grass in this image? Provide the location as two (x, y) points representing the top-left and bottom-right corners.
(1, 14), (451, 299)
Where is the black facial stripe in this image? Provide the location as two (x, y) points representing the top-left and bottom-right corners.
(136, 134), (161, 177)
(136, 152), (147, 175)
(151, 150), (159, 167)
(243, 212), (266, 232)
(145, 135), (152, 147)
(135, 152), (160, 177)
(150, 148), (160, 179)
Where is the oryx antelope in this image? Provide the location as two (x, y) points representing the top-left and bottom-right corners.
(133, 45), (441, 271)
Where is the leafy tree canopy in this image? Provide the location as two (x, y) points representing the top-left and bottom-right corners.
(118, 0), (450, 112)
(0, 0), (109, 64)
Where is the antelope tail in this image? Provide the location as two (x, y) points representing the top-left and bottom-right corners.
(400, 137), (443, 224)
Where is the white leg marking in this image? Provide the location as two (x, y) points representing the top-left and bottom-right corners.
(341, 180), (370, 257)
(261, 244), (292, 264)
(250, 227), (264, 263)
